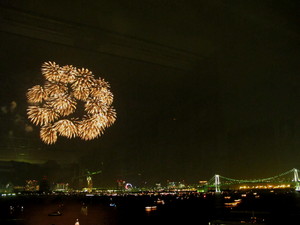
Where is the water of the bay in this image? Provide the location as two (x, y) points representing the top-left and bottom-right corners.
(1, 190), (300, 225)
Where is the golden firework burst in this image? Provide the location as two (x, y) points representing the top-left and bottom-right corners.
(26, 85), (45, 103)
(77, 115), (105, 140)
(40, 125), (58, 145)
(42, 61), (61, 82)
(27, 106), (59, 126)
(54, 119), (78, 138)
(47, 94), (77, 117)
(27, 61), (116, 144)
(85, 98), (108, 115)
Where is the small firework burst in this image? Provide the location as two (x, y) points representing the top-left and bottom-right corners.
(40, 125), (58, 145)
(26, 85), (45, 103)
(42, 61), (61, 82)
(85, 98), (108, 115)
(27, 106), (59, 126)
(47, 94), (77, 117)
(54, 119), (78, 138)
(27, 61), (116, 144)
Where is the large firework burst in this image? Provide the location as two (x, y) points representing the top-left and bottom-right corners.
(27, 61), (116, 144)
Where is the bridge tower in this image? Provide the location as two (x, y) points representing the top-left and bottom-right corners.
(215, 174), (221, 193)
(293, 168), (300, 191)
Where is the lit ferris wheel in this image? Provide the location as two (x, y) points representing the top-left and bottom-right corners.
(125, 183), (133, 190)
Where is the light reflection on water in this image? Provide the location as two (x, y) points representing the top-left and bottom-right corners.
(1, 191), (300, 225)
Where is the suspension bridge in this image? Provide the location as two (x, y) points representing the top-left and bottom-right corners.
(207, 168), (300, 192)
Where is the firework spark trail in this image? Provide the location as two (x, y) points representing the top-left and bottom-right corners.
(27, 61), (116, 144)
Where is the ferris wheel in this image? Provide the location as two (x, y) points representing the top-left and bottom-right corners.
(125, 183), (133, 190)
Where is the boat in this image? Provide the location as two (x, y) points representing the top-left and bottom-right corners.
(48, 211), (62, 216)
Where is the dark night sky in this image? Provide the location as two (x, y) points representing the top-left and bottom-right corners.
(0, 0), (299, 187)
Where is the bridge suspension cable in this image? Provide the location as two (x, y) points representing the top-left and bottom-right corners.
(218, 168), (297, 183)
(207, 168), (300, 191)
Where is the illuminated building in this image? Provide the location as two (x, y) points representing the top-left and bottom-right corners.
(86, 176), (93, 193)
(167, 181), (176, 189)
(117, 180), (125, 190)
(25, 180), (39, 191)
(197, 180), (208, 192)
(54, 183), (69, 192)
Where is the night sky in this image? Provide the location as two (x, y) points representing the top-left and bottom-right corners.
(0, 1), (299, 187)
